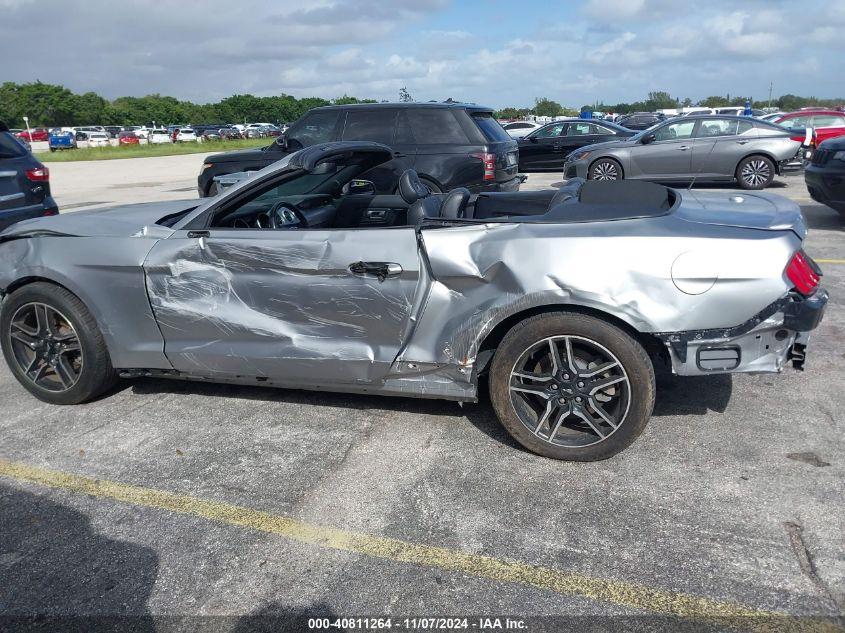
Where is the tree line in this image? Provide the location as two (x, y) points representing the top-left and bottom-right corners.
(495, 91), (843, 119)
(0, 81), (377, 127)
(2, 81), (842, 128)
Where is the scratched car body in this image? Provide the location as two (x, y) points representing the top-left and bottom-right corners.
(0, 142), (828, 460)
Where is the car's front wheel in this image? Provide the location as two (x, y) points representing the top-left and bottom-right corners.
(489, 312), (655, 461)
(588, 158), (623, 181)
(0, 282), (118, 405)
(736, 155), (774, 189)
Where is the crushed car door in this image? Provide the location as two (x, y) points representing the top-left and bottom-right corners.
(143, 226), (422, 386)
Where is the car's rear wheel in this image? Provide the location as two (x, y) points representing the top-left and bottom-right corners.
(0, 282), (118, 405)
(736, 155), (774, 189)
(588, 158), (623, 181)
(489, 312), (655, 461)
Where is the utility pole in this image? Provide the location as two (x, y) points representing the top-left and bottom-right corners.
(768, 82), (773, 109)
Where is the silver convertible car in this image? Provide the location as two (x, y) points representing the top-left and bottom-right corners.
(0, 142), (828, 461)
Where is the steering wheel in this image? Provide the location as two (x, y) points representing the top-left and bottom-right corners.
(268, 201), (307, 229)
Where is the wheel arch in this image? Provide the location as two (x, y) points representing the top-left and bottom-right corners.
(736, 151), (779, 176)
(474, 303), (663, 376)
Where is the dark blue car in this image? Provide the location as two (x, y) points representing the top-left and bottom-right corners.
(0, 121), (59, 232)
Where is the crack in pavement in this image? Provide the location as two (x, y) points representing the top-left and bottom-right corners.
(784, 521), (843, 613)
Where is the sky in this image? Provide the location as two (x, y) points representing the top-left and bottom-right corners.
(1, 0), (844, 109)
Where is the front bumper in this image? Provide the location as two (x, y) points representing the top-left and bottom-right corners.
(805, 165), (845, 213)
(563, 159), (588, 180)
(659, 289), (828, 376)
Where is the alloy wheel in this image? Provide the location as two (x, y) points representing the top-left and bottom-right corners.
(741, 159), (771, 187)
(7, 302), (83, 392)
(591, 161), (619, 181)
(509, 335), (631, 447)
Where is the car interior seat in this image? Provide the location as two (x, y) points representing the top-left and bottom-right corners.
(399, 169), (441, 224)
(439, 187), (471, 219)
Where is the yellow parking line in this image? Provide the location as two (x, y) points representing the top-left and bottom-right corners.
(0, 459), (839, 633)
(815, 259), (845, 264)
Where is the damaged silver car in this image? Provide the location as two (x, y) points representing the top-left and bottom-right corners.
(0, 142), (828, 460)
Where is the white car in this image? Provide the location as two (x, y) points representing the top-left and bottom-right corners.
(761, 112), (786, 123)
(175, 128), (197, 143)
(501, 121), (543, 139)
(86, 132), (111, 148)
(148, 129), (172, 145)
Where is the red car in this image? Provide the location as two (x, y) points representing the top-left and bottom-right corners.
(118, 131), (140, 146)
(774, 110), (845, 154)
(16, 128), (49, 142)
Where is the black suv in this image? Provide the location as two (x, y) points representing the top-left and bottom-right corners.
(0, 121), (58, 232)
(805, 136), (845, 217)
(198, 103), (520, 197)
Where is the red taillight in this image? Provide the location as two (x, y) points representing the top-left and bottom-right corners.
(786, 250), (821, 295)
(25, 167), (49, 182)
(42, 208), (58, 217)
(472, 152), (496, 181)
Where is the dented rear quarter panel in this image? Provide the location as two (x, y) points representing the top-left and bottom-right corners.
(406, 218), (798, 369)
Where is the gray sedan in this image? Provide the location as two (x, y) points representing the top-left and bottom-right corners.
(564, 116), (801, 189)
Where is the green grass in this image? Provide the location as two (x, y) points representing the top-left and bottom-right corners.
(35, 138), (270, 162)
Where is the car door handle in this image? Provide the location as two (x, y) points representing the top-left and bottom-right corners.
(736, 140), (750, 145)
(187, 230), (210, 238)
(348, 261), (402, 282)
(678, 145), (690, 151)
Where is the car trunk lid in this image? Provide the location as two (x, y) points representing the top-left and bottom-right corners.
(677, 189), (806, 239)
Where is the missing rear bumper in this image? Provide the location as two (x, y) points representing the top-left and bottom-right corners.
(657, 290), (827, 376)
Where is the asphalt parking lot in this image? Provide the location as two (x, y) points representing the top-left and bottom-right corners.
(1, 159), (843, 631)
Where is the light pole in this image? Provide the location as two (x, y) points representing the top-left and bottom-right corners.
(23, 116), (32, 142)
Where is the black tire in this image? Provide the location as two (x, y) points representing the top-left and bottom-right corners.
(736, 155), (775, 190)
(588, 157), (623, 181)
(49, 147), (56, 153)
(489, 312), (655, 461)
(0, 282), (118, 405)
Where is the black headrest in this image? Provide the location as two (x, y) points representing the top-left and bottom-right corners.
(440, 188), (470, 219)
(398, 169), (430, 204)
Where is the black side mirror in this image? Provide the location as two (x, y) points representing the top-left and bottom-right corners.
(343, 179), (377, 196)
(275, 135), (289, 150)
(642, 133), (656, 144)
(529, 137), (539, 143)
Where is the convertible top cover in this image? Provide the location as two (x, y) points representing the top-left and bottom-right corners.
(546, 179), (675, 223)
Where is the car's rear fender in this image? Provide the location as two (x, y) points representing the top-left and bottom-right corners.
(399, 220), (799, 374)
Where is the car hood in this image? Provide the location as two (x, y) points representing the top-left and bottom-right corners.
(676, 188), (806, 239)
(206, 146), (279, 164)
(0, 199), (200, 241)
